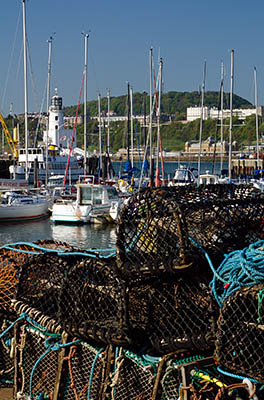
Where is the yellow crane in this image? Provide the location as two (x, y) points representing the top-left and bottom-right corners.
(0, 113), (18, 160)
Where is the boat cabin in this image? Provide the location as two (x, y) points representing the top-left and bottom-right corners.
(77, 184), (120, 206)
(169, 166), (197, 186)
(198, 171), (219, 185)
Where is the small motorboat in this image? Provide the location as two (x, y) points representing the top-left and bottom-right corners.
(51, 182), (122, 224)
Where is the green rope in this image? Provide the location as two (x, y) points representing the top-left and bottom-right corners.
(257, 288), (264, 323)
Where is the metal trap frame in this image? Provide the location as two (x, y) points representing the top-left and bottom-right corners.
(0, 317), (14, 388)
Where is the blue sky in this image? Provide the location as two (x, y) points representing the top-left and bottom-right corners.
(0, 0), (264, 115)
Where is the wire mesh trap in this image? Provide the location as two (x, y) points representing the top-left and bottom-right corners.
(215, 284), (264, 384)
(14, 319), (68, 400)
(107, 347), (159, 400)
(59, 341), (108, 400)
(14, 251), (86, 321)
(115, 184), (264, 278)
(58, 257), (151, 348)
(116, 187), (205, 278)
(184, 183), (264, 266)
(0, 240), (76, 316)
(148, 275), (218, 354)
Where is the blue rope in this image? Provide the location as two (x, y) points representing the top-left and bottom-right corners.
(87, 348), (104, 400)
(0, 314), (26, 339)
(210, 240), (264, 307)
(217, 366), (260, 384)
(29, 337), (81, 399)
(142, 354), (161, 363)
(0, 242), (116, 259)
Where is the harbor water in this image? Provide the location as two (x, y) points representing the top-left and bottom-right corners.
(0, 160), (227, 248)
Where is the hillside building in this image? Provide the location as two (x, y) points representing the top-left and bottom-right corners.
(187, 106), (263, 122)
(185, 136), (238, 155)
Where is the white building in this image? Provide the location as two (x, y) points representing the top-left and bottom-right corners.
(187, 106), (263, 122)
(43, 89), (74, 148)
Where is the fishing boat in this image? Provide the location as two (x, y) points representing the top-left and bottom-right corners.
(50, 180), (122, 224)
(168, 165), (198, 186)
(0, 190), (51, 222)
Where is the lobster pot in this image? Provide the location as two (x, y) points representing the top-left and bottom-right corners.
(58, 258), (150, 348)
(108, 348), (158, 400)
(59, 342), (108, 400)
(116, 187), (204, 278)
(185, 184), (264, 266)
(0, 240), (76, 316)
(0, 317), (14, 387)
(149, 276), (218, 354)
(215, 285), (264, 383)
(15, 251), (85, 321)
(14, 319), (67, 400)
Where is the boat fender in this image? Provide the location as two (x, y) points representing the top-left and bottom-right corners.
(242, 378), (258, 400)
(118, 179), (127, 191)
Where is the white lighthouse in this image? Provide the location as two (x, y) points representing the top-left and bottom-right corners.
(43, 88), (73, 148)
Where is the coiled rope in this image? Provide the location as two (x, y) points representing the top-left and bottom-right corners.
(190, 237), (264, 307)
(210, 240), (264, 307)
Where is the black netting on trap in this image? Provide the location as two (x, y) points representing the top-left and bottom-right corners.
(148, 275), (218, 354)
(14, 252), (86, 322)
(58, 257), (151, 348)
(0, 240), (76, 316)
(215, 284), (264, 383)
(185, 184), (264, 266)
(14, 321), (66, 400)
(116, 187), (206, 278)
(116, 184), (264, 278)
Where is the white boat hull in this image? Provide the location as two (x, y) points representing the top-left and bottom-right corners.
(51, 202), (114, 224)
(0, 201), (50, 222)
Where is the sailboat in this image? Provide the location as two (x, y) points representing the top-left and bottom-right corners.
(50, 35), (123, 224)
(0, 0), (51, 222)
(11, 9), (84, 186)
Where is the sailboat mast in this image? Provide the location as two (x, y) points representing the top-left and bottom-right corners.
(149, 48), (153, 185)
(130, 86), (134, 168)
(83, 33), (89, 175)
(197, 60), (206, 178)
(127, 82), (130, 162)
(22, 0), (28, 181)
(45, 35), (53, 186)
(254, 67), (260, 168)
(158, 58), (165, 184)
(220, 60), (224, 174)
(107, 88), (110, 155)
(98, 93), (102, 172)
(228, 50), (234, 181)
